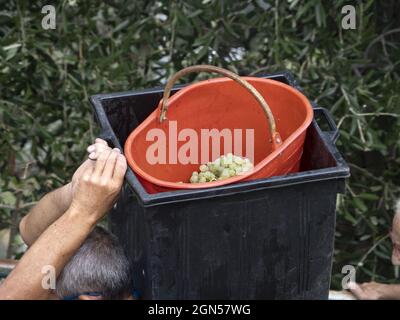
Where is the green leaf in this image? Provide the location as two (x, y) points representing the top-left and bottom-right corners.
(1, 192), (16, 206)
(358, 193), (380, 201)
(353, 197), (368, 213)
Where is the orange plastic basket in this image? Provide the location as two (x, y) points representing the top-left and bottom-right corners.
(124, 65), (313, 193)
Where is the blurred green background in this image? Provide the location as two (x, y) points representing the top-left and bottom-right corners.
(0, 0), (399, 289)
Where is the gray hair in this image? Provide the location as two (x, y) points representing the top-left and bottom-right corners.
(56, 226), (133, 299)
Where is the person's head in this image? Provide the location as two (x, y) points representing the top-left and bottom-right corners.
(55, 226), (133, 300)
(390, 199), (400, 266)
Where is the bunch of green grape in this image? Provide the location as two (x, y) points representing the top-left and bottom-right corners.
(189, 153), (254, 183)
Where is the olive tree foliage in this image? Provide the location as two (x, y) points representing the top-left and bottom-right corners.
(0, 0), (399, 286)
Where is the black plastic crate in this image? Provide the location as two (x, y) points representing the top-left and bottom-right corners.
(90, 72), (350, 299)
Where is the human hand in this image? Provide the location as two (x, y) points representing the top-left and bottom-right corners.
(348, 281), (390, 300)
(86, 138), (113, 160)
(70, 138), (113, 195)
(70, 148), (127, 223)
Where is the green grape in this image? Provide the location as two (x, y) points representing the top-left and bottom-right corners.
(209, 164), (218, 174)
(235, 167), (243, 175)
(189, 155), (254, 183)
(225, 153), (233, 165)
(220, 156), (225, 167)
(199, 164), (208, 172)
(221, 168), (230, 179)
(204, 171), (212, 179)
(234, 155), (244, 165)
